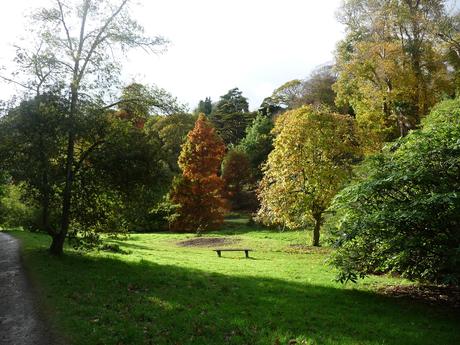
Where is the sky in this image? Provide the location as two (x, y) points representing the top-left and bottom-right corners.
(0, 0), (345, 110)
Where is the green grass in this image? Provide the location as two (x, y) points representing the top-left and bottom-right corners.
(8, 220), (460, 345)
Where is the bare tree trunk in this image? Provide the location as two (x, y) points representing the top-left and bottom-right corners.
(41, 186), (50, 233)
(39, 139), (52, 234)
(312, 213), (323, 247)
(50, 87), (77, 256)
(49, 231), (66, 256)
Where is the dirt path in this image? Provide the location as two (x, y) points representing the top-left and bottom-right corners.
(0, 233), (54, 345)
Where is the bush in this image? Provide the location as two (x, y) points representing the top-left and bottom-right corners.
(329, 98), (460, 285)
(0, 182), (36, 229)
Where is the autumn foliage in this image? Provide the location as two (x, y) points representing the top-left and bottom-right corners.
(257, 106), (359, 246)
(169, 114), (228, 232)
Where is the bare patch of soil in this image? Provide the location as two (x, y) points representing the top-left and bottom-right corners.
(378, 285), (460, 309)
(177, 237), (241, 248)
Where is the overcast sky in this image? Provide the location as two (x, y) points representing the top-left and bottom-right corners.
(0, 0), (345, 110)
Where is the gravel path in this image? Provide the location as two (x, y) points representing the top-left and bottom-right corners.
(0, 232), (54, 345)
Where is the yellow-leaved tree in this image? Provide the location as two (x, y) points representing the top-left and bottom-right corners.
(334, 0), (454, 153)
(257, 106), (359, 246)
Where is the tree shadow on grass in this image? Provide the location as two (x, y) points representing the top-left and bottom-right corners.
(108, 240), (155, 251)
(28, 249), (460, 345)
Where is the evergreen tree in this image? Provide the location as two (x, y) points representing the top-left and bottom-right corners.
(214, 88), (249, 114)
(195, 97), (213, 116)
(210, 88), (254, 146)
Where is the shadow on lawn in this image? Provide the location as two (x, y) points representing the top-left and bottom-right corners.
(31, 249), (459, 345)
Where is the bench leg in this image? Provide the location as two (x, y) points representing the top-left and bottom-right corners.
(245, 250), (249, 258)
(217, 250), (221, 257)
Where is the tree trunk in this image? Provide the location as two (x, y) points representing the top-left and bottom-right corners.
(41, 190), (50, 233)
(312, 213), (323, 247)
(49, 232), (66, 256)
(50, 86), (77, 256)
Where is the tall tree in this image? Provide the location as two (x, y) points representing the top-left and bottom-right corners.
(437, 10), (460, 94)
(335, 0), (453, 152)
(269, 79), (305, 110)
(116, 83), (185, 129)
(0, 94), (67, 232)
(80, 115), (169, 234)
(260, 65), (346, 115)
(302, 65), (343, 111)
(210, 88), (254, 146)
(236, 114), (274, 180)
(257, 106), (359, 246)
(10, 0), (168, 255)
(213, 88), (249, 114)
(170, 114), (228, 232)
(195, 97), (213, 116)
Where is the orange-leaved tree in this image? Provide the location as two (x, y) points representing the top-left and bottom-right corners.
(169, 114), (228, 232)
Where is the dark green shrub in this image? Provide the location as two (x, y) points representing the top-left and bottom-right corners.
(329, 98), (460, 285)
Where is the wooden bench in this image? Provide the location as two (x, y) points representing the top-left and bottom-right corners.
(214, 248), (253, 258)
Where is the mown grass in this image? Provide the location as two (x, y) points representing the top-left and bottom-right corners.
(8, 219), (460, 345)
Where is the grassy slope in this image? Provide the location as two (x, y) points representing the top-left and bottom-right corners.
(9, 220), (460, 345)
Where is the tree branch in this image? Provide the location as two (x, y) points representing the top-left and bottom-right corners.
(74, 139), (105, 174)
(56, 0), (75, 60)
(77, 0), (129, 84)
(0, 74), (35, 91)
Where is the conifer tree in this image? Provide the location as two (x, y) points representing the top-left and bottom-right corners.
(170, 114), (227, 231)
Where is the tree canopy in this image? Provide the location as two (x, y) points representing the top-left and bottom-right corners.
(334, 0), (455, 152)
(210, 88), (255, 146)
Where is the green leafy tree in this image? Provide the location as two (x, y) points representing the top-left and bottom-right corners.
(236, 114), (274, 179)
(258, 97), (284, 117)
(0, 94), (68, 233)
(210, 88), (254, 145)
(8, 0), (167, 255)
(329, 97), (460, 284)
(260, 65), (346, 116)
(147, 113), (197, 173)
(0, 92), (172, 244)
(115, 83), (184, 131)
(269, 79), (305, 109)
(195, 97), (213, 116)
(78, 116), (170, 234)
(214, 88), (249, 114)
(258, 106), (359, 246)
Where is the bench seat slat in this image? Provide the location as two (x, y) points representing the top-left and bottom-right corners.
(214, 249), (252, 251)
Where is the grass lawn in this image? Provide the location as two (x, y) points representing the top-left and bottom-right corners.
(7, 219), (460, 345)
